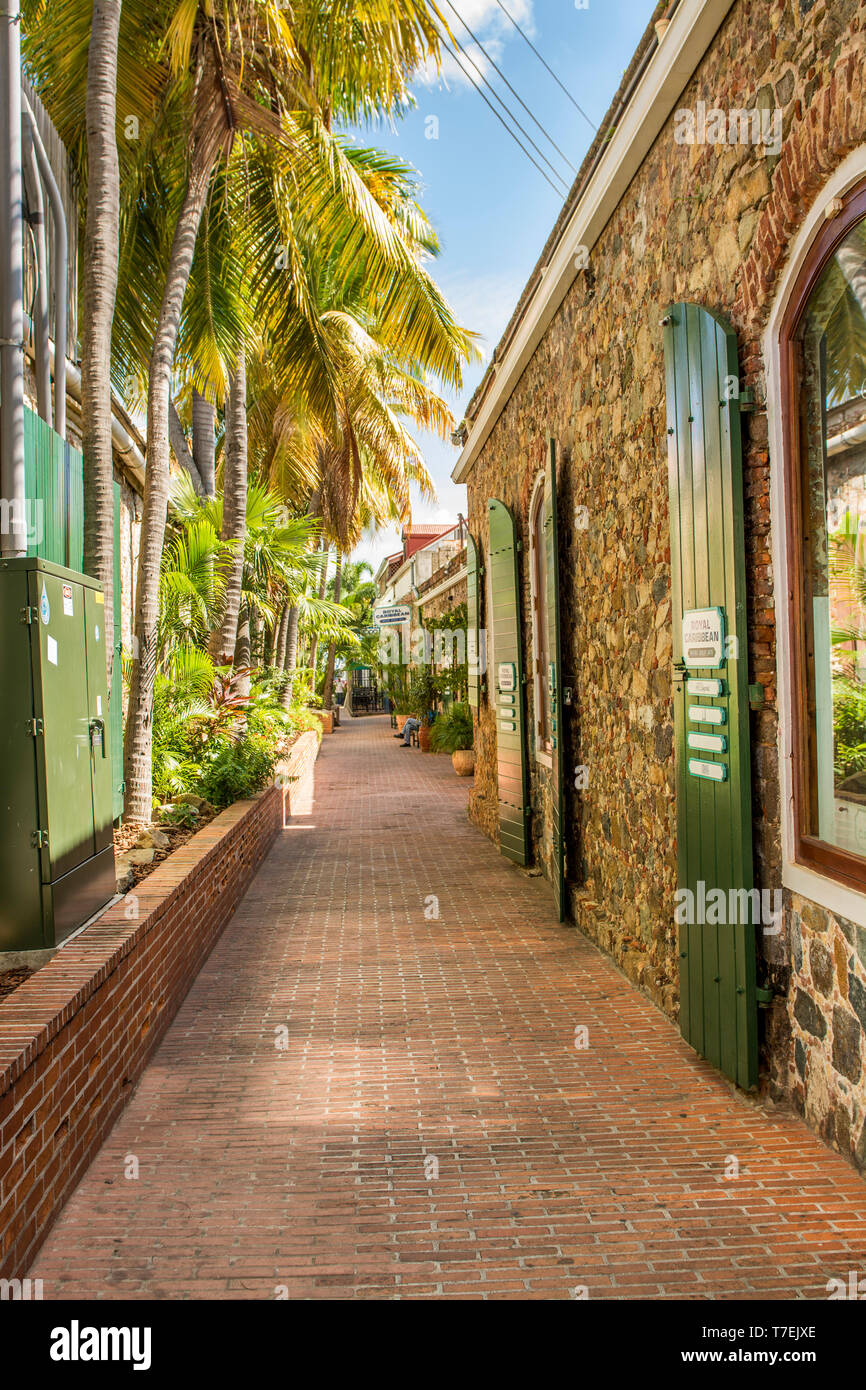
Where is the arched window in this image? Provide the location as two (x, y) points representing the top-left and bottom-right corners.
(782, 180), (866, 886)
(529, 474), (552, 759)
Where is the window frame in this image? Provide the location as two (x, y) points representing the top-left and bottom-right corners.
(781, 179), (866, 893)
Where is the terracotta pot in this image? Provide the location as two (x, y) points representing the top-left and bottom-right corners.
(395, 714), (409, 733)
(451, 749), (475, 777)
(419, 724), (432, 752)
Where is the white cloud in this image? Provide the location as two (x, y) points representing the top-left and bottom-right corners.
(415, 0), (535, 91)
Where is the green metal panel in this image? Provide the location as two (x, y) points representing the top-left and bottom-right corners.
(28, 566), (96, 882)
(488, 498), (530, 866)
(0, 566), (45, 950)
(545, 439), (566, 919)
(111, 482), (125, 821)
(23, 404), (85, 571)
(663, 301), (757, 1091)
(466, 530), (481, 712)
(84, 584), (115, 851)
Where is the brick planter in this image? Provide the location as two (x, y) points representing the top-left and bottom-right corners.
(0, 730), (319, 1279)
(305, 708), (333, 735)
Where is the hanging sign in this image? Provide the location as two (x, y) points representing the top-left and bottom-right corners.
(681, 606), (725, 669)
(374, 604), (411, 627)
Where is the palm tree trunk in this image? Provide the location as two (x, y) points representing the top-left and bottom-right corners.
(233, 601), (251, 702)
(123, 143), (219, 822)
(307, 545), (329, 691)
(81, 0), (121, 690)
(168, 397), (205, 494)
(208, 351), (248, 667)
(192, 384), (216, 497)
(274, 600), (290, 668)
(279, 603), (299, 710)
(322, 549), (342, 709)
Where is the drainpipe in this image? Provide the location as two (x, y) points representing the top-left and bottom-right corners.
(21, 88), (66, 440)
(21, 105), (51, 425)
(0, 1), (26, 557)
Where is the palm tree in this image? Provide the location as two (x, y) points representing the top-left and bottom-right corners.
(80, 0), (122, 688)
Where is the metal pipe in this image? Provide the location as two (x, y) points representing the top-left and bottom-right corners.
(21, 88), (66, 440)
(0, 0), (26, 557)
(21, 106), (51, 425)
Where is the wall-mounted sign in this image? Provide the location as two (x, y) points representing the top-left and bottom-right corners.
(374, 604), (411, 627)
(686, 677), (724, 697)
(688, 704), (726, 726)
(681, 606), (725, 669)
(687, 731), (727, 754)
(498, 662), (517, 692)
(499, 720), (516, 734)
(689, 757), (727, 782)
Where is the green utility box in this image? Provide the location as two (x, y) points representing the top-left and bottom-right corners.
(0, 557), (116, 952)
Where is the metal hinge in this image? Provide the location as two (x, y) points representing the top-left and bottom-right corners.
(31, 829), (49, 849)
(25, 718), (44, 737)
(19, 606), (39, 624)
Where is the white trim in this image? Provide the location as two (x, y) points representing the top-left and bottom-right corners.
(764, 144), (866, 929)
(452, 0), (737, 484)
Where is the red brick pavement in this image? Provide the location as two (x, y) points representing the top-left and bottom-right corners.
(29, 716), (866, 1299)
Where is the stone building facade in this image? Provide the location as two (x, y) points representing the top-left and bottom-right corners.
(453, 0), (866, 1171)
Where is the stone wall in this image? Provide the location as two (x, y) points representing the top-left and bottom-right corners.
(465, 0), (866, 1167)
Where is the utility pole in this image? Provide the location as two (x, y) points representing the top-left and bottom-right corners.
(0, 1), (25, 557)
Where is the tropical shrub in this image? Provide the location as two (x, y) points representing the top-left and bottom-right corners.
(430, 702), (474, 754)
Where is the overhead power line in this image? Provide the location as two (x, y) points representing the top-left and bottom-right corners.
(493, 0), (597, 133)
(444, 0), (578, 175)
(436, 29), (569, 199)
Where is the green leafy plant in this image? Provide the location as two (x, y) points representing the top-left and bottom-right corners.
(430, 701), (473, 754)
(156, 802), (201, 830)
(198, 733), (278, 808)
(408, 666), (438, 724)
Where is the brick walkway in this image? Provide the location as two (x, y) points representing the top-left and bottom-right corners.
(31, 716), (866, 1299)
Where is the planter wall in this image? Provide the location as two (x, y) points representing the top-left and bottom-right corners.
(0, 730), (319, 1280)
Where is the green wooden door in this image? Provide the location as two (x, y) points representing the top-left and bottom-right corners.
(545, 439), (566, 918)
(466, 531), (481, 712)
(488, 499), (529, 865)
(663, 301), (757, 1090)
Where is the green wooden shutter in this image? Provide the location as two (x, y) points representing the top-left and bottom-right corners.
(110, 482), (125, 822)
(488, 498), (529, 866)
(545, 439), (566, 919)
(663, 301), (757, 1091)
(466, 531), (481, 711)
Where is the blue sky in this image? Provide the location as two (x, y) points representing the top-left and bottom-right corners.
(356, 0), (655, 568)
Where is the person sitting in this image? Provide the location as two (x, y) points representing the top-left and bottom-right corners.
(394, 716), (420, 746)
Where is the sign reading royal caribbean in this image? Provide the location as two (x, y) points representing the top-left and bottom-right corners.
(681, 606), (725, 669)
(374, 604), (412, 627)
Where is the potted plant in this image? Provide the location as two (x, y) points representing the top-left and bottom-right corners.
(383, 663), (412, 732)
(430, 701), (475, 775)
(409, 666), (438, 751)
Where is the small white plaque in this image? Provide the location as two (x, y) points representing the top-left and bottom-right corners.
(688, 705), (726, 726)
(687, 731), (727, 754)
(689, 757), (727, 782)
(46, 635), (58, 666)
(686, 678), (723, 697)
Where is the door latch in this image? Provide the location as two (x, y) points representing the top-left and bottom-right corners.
(89, 717), (107, 758)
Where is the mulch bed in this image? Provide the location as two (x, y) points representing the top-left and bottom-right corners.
(0, 967), (34, 1004)
(114, 810), (218, 890)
